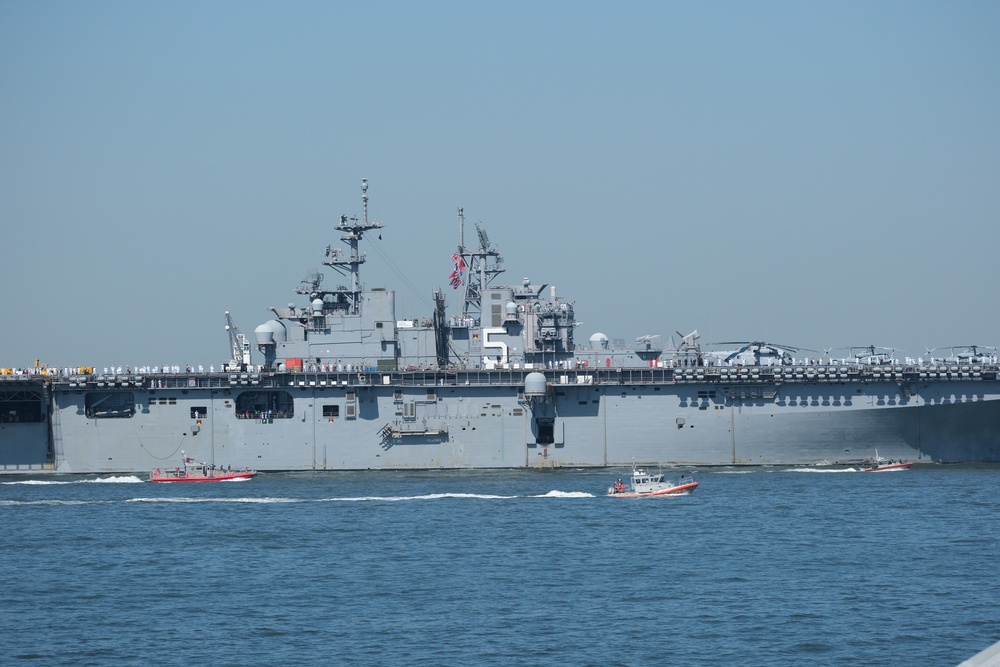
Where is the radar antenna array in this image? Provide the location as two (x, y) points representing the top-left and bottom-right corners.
(296, 269), (324, 296)
(475, 222), (492, 252)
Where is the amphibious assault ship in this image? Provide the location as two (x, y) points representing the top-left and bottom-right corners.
(3, 181), (999, 474)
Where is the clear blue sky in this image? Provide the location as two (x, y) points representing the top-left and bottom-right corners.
(2, 1), (998, 369)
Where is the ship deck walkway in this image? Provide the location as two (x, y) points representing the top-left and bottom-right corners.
(8, 362), (998, 391)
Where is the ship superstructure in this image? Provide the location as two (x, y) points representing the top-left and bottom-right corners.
(3, 181), (999, 474)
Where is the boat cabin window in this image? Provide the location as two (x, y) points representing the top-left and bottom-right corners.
(322, 405), (339, 417)
(190, 407), (207, 419)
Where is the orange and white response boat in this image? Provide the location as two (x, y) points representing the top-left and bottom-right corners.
(862, 450), (913, 472)
(607, 465), (698, 497)
(149, 452), (255, 482)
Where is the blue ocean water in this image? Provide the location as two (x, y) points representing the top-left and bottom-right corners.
(2, 465), (998, 667)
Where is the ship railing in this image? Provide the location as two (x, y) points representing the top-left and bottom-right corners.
(30, 363), (1000, 391)
(275, 368), (687, 387)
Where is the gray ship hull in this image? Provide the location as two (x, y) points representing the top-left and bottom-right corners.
(4, 367), (997, 474)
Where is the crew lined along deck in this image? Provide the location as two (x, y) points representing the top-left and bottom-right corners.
(4, 363), (998, 391)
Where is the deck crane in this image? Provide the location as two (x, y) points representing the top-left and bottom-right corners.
(224, 311), (252, 371)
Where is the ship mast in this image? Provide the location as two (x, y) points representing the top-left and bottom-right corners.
(321, 178), (383, 316)
(460, 218), (505, 325)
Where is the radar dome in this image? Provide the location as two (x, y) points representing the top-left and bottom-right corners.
(524, 372), (548, 397)
(255, 320), (287, 345)
(589, 333), (609, 350)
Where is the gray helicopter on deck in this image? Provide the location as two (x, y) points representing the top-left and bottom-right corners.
(933, 345), (998, 365)
(842, 345), (897, 365)
(706, 341), (805, 366)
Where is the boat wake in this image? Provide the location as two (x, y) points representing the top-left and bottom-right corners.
(1, 475), (145, 485)
(0, 499), (99, 506)
(330, 491), (594, 501)
(534, 490), (594, 498)
(127, 496), (298, 504)
(2, 492), (597, 506)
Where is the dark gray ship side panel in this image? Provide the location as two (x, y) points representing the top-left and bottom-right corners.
(0, 424), (50, 471)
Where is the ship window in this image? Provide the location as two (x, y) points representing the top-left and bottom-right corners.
(0, 390), (44, 423)
(234, 390), (294, 420)
(426, 390), (436, 400)
(322, 405), (339, 417)
(190, 407), (207, 419)
(85, 392), (135, 419)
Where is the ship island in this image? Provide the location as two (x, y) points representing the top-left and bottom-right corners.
(2, 180), (999, 474)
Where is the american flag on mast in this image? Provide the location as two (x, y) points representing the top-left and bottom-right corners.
(448, 251), (467, 289)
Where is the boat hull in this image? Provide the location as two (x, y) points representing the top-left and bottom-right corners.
(608, 482), (699, 498)
(863, 462), (914, 472)
(148, 472), (255, 482)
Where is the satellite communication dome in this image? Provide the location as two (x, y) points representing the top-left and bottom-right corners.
(255, 320), (286, 345)
(524, 372), (548, 397)
(589, 333), (609, 350)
